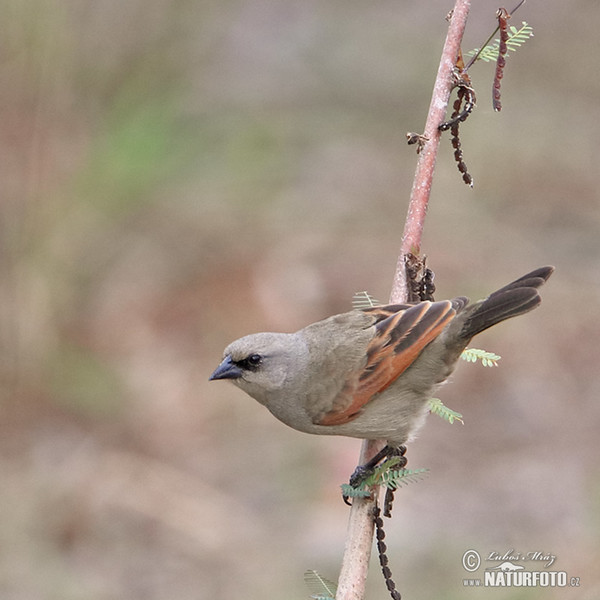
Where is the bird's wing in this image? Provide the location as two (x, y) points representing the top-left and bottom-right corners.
(316, 300), (457, 426)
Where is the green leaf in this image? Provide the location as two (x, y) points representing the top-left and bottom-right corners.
(340, 484), (372, 499)
(467, 22), (534, 63)
(352, 290), (381, 309)
(341, 459), (428, 498)
(460, 347), (501, 367)
(429, 398), (464, 425)
(304, 570), (337, 600)
(378, 467), (429, 491)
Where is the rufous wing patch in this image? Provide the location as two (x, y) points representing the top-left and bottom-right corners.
(317, 300), (456, 426)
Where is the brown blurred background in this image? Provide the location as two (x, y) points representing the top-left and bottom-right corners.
(1, 1), (599, 598)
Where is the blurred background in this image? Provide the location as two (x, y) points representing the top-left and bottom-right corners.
(1, 0), (599, 598)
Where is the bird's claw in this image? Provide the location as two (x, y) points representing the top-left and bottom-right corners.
(349, 464), (375, 489)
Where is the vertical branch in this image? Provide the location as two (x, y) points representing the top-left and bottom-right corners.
(335, 2), (471, 600)
(335, 439), (386, 600)
(389, 0), (472, 304)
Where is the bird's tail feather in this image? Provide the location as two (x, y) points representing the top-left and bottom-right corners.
(460, 266), (554, 340)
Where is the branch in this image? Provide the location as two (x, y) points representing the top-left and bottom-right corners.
(389, 0), (472, 303)
(335, 3), (472, 599)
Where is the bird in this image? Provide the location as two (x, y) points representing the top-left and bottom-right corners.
(210, 266), (553, 459)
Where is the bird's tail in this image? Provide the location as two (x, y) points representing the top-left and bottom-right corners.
(459, 266), (554, 340)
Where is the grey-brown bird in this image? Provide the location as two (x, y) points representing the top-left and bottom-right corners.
(210, 267), (553, 450)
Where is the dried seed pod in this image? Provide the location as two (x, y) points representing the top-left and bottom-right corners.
(374, 504), (403, 600)
(493, 8), (511, 111)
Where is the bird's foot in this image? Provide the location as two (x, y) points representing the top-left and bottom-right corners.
(343, 445), (407, 504)
(349, 464), (375, 489)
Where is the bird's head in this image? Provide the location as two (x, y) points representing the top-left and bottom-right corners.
(209, 332), (303, 403)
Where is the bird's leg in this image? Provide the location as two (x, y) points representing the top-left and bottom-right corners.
(348, 445), (407, 489)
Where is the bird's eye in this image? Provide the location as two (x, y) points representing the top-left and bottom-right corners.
(239, 353), (263, 370)
(247, 354), (262, 366)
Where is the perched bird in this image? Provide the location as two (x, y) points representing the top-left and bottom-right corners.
(210, 267), (553, 449)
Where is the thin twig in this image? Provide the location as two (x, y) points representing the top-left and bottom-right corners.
(335, 2), (472, 599)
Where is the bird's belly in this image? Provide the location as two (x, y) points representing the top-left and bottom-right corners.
(305, 387), (432, 444)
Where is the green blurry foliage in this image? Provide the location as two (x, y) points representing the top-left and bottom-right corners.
(48, 343), (125, 418)
(74, 96), (196, 216)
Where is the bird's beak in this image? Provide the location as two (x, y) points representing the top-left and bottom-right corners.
(209, 355), (243, 381)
